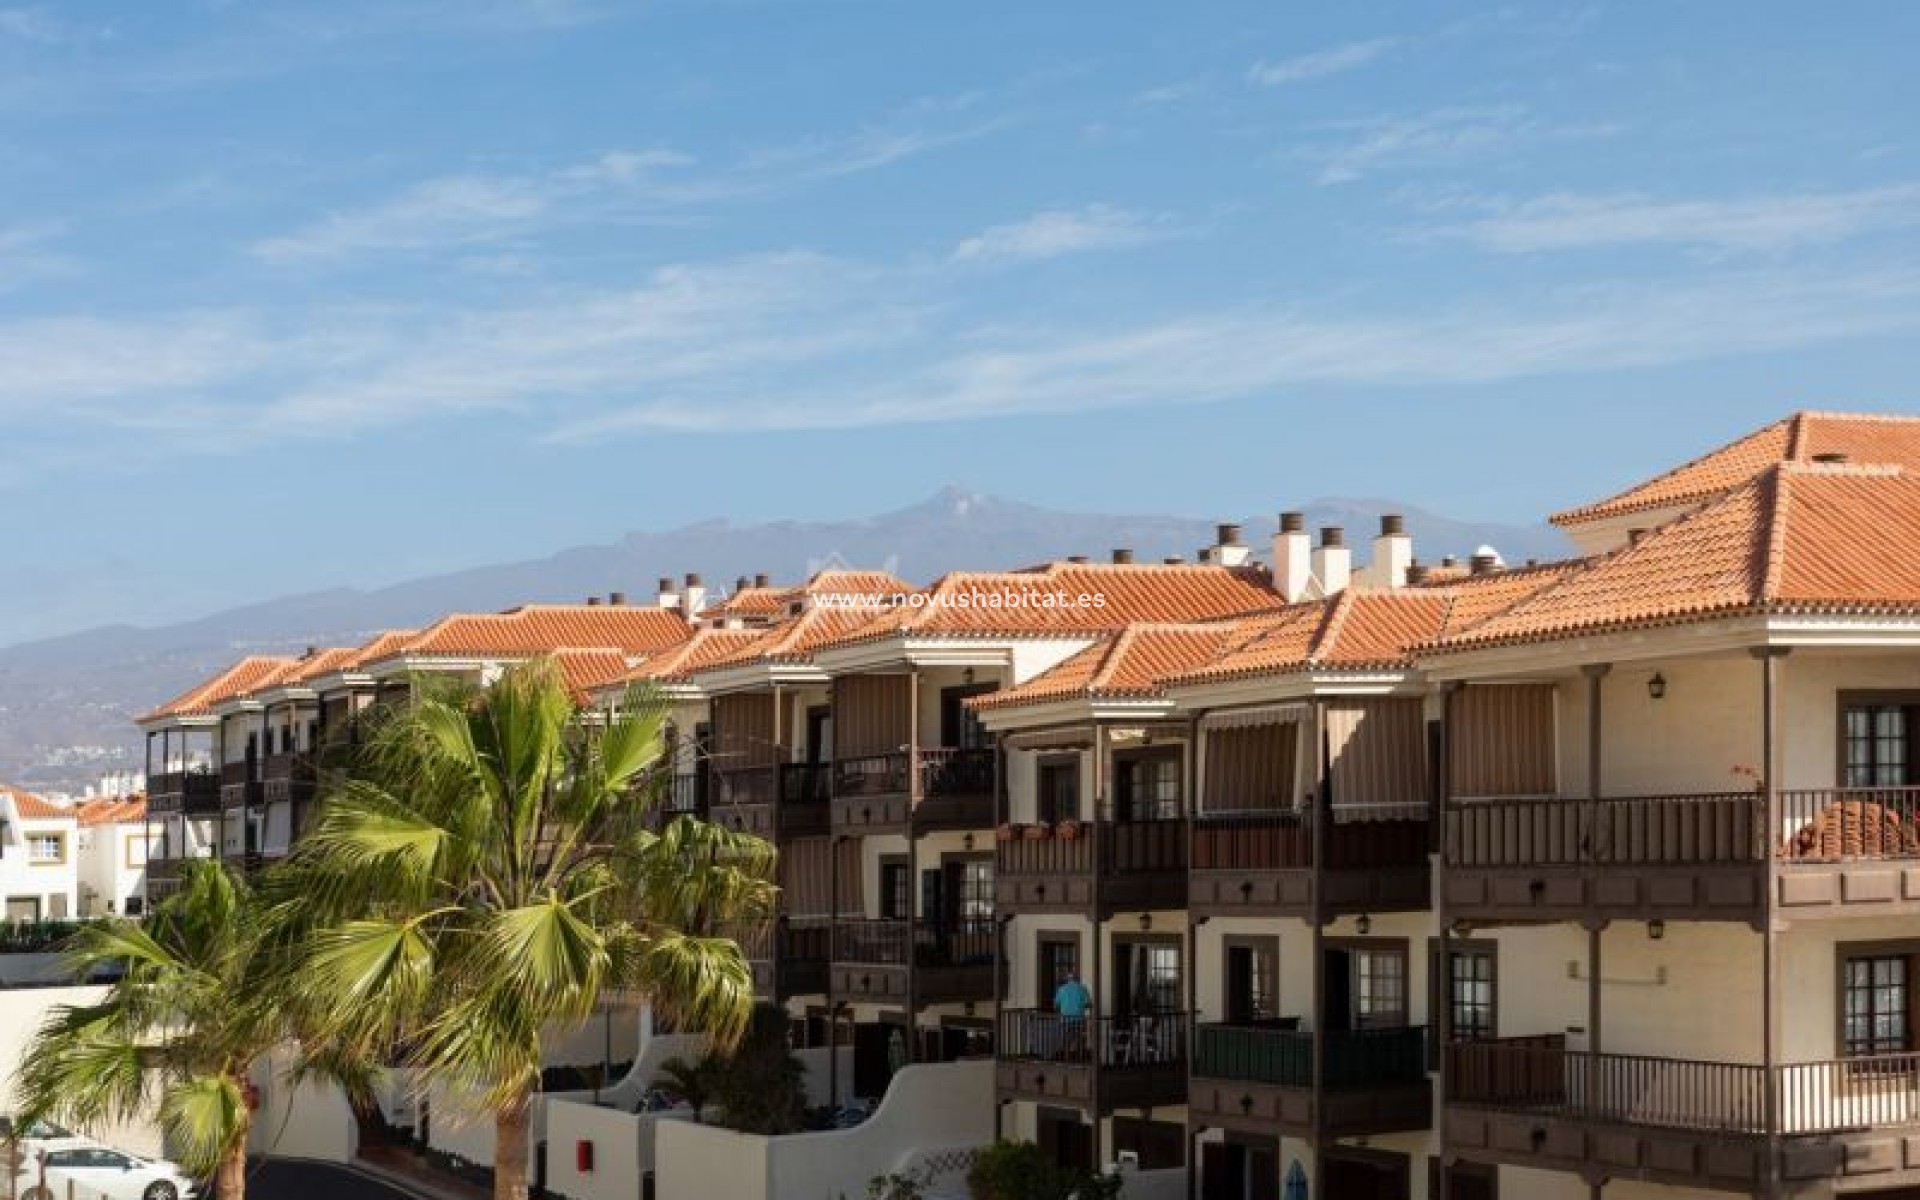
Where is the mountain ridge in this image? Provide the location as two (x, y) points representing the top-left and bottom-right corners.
(0, 488), (1567, 794)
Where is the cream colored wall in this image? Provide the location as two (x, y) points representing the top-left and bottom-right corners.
(1193, 916), (1315, 1024)
(1488, 921), (1762, 1062)
(543, 1101), (691, 1200)
(249, 1049), (357, 1163)
(1778, 914), (1920, 1063)
(1004, 745), (1094, 825)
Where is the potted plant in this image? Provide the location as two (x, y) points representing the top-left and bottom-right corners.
(996, 823), (1019, 842)
(1056, 818), (1084, 841)
(1023, 822), (1052, 840)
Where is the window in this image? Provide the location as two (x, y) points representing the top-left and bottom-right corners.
(1037, 758), (1079, 824)
(1110, 1116), (1185, 1170)
(1039, 937), (1080, 1011)
(27, 833), (64, 863)
(1842, 698), (1920, 787)
(1116, 938), (1182, 1016)
(1116, 750), (1181, 822)
(955, 858), (993, 923)
(941, 684), (996, 750)
(1842, 950), (1914, 1057)
(1223, 937), (1279, 1025)
(5, 897), (39, 922)
(878, 859), (911, 920)
(1446, 945), (1497, 1040)
(1353, 947), (1408, 1029)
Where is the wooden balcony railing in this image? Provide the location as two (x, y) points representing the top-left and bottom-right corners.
(832, 918), (997, 967)
(220, 761), (254, 786)
(1195, 1023), (1428, 1090)
(835, 752), (910, 797)
(1778, 787), (1920, 862)
(149, 771), (221, 813)
(1191, 812), (1429, 871)
(781, 762), (832, 806)
(996, 819), (1188, 877)
(997, 1009), (1188, 1069)
(1445, 792), (1763, 868)
(1448, 1039), (1770, 1134)
(831, 748), (995, 798)
(665, 773), (706, 816)
(714, 765), (779, 808)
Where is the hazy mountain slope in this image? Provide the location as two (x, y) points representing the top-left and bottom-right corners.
(0, 488), (1564, 793)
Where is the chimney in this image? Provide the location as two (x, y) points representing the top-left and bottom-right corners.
(1206, 522), (1251, 567)
(1066, 555), (1090, 565)
(735, 575), (751, 593)
(586, 595), (603, 606)
(1312, 526), (1351, 597)
(1163, 555), (1185, 565)
(683, 572), (708, 615)
(1406, 560), (1431, 586)
(656, 576), (681, 610)
(1273, 511), (1313, 602)
(1366, 512), (1414, 589)
(1111, 549), (1134, 564)
(1470, 552), (1500, 576)
(755, 573), (770, 588)
(609, 591), (627, 606)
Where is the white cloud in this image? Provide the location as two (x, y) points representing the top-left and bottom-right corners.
(1450, 184), (1920, 253)
(1249, 39), (1394, 87)
(1308, 105), (1616, 185)
(950, 205), (1174, 266)
(253, 150), (692, 264)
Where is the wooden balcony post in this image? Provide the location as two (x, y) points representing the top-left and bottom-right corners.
(906, 669), (920, 1064)
(1091, 720), (1107, 1167)
(1310, 698), (1329, 1141)
(1756, 645), (1789, 1198)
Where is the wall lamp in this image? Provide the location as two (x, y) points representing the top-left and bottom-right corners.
(1139, 913), (1153, 932)
(1355, 914), (1372, 936)
(1647, 673), (1667, 701)
(1647, 919), (1666, 941)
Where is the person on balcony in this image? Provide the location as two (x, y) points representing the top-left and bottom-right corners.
(1054, 971), (1093, 1060)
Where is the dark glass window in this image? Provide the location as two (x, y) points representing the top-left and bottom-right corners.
(1844, 703), (1919, 787)
(1117, 753), (1181, 821)
(879, 862), (911, 920)
(1038, 760), (1080, 824)
(1449, 949), (1497, 1040)
(1844, 953), (1912, 1057)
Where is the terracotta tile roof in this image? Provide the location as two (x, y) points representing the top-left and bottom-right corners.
(683, 570), (919, 672)
(698, 586), (791, 622)
(549, 648), (640, 700)
(828, 562), (1280, 647)
(380, 604), (692, 663)
(1552, 410), (1920, 527)
(971, 622), (1253, 710)
(1, 783), (67, 821)
(137, 655), (301, 724)
(77, 795), (147, 827)
(283, 645), (360, 685)
(1438, 461), (1920, 650)
(616, 627), (770, 685)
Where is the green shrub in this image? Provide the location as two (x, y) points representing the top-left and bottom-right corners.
(966, 1140), (1121, 1200)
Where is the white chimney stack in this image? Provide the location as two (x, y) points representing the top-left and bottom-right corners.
(1363, 513), (1414, 589)
(656, 576), (681, 610)
(1206, 522), (1251, 567)
(1273, 512), (1312, 602)
(683, 572), (708, 616)
(1312, 526), (1351, 598)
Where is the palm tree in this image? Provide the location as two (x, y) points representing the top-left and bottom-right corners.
(12, 861), (294, 1200)
(283, 657), (777, 1200)
(652, 1053), (716, 1123)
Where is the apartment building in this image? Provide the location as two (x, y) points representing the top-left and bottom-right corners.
(1, 782), (79, 921)
(74, 794), (149, 917)
(115, 408), (1920, 1200)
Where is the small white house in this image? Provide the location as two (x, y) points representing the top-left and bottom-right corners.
(74, 795), (148, 918)
(0, 783), (80, 922)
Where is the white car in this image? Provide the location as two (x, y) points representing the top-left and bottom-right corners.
(28, 1144), (200, 1200)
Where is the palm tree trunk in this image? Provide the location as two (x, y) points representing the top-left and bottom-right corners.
(215, 1139), (248, 1200)
(492, 1089), (533, 1200)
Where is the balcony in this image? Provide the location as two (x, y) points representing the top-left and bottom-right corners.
(1446, 1039), (1920, 1193)
(218, 761), (264, 810)
(710, 764), (833, 840)
(739, 918), (829, 1001)
(830, 748), (996, 834)
(995, 819), (1187, 915)
(1189, 811), (1430, 918)
(829, 917), (995, 1005)
(1443, 792), (1766, 923)
(995, 1009), (1188, 1111)
(1775, 786), (1920, 916)
(1189, 1022), (1431, 1138)
(148, 771), (221, 815)
(661, 773), (707, 820)
(262, 752), (316, 805)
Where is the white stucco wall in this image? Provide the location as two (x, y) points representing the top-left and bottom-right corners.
(542, 1102), (691, 1200)
(655, 1060), (992, 1200)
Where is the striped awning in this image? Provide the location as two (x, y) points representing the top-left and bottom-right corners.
(1201, 703), (1313, 731)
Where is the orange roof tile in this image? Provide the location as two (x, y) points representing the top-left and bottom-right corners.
(2, 783), (68, 821)
(137, 655), (301, 724)
(1552, 411), (1920, 527)
(283, 645), (360, 685)
(617, 627), (770, 685)
(549, 648), (639, 700)
(381, 604), (692, 663)
(972, 623), (1252, 710)
(698, 586), (792, 622)
(77, 795), (147, 826)
(1439, 461), (1920, 650)
(828, 562), (1280, 648)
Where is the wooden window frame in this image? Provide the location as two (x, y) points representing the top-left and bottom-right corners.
(1429, 937), (1498, 1068)
(1837, 691), (1920, 788)
(1036, 754), (1081, 825)
(1037, 931), (1083, 1012)
(1221, 934), (1280, 1025)
(1112, 745), (1183, 823)
(1112, 932), (1185, 1017)
(1837, 938), (1920, 1059)
(877, 855), (911, 921)
(1327, 936), (1411, 1030)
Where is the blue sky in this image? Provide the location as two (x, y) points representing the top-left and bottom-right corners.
(3, 1), (1919, 645)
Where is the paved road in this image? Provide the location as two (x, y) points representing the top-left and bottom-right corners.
(234, 1160), (427, 1200)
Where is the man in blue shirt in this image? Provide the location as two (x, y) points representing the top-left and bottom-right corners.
(1053, 972), (1093, 1059)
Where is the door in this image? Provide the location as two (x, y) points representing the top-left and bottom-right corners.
(1203, 1140), (1279, 1200)
(1224, 938), (1276, 1025)
(1037, 1108), (1092, 1172)
(1038, 937), (1079, 1010)
(940, 685), (995, 749)
(1322, 946), (1353, 1032)
(806, 706), (832, 764)
(1038, 758), (1080, 824)
(1322, 1148), (1409, 1200)
(851, 1022), (895, 1100)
